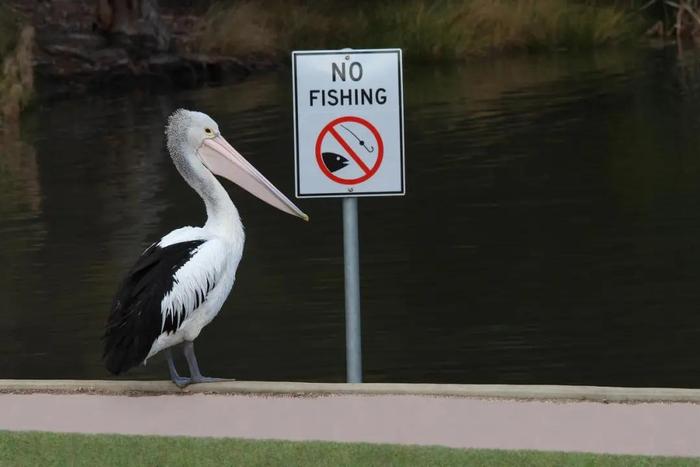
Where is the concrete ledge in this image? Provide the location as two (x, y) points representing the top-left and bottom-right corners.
(2, 379), (700, 403)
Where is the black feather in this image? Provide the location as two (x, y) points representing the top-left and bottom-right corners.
(102, 240), (207, 375)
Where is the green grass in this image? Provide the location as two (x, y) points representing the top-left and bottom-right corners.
(196, 0), (645, 62)
(0, 431), (697, 467)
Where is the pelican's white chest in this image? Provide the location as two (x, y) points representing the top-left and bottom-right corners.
(182, 233), (244, 340)
(145, 224), (245, 360)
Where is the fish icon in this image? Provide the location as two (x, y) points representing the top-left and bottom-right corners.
(322, 152), (349, 173)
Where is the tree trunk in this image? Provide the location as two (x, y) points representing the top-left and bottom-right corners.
(95, 0), (170, 51)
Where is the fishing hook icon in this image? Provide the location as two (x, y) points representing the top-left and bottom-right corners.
(340, 124), (374, 153)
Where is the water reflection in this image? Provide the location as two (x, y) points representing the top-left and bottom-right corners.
(0, 126), (45, 373)
(2, 47), (700, 386)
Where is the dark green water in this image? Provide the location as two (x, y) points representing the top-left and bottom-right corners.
(3, 47), (700, 386)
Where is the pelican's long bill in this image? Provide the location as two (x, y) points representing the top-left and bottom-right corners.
(198, 135), (309, 221)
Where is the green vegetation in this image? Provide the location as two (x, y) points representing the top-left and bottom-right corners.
(0, 431), (698, 467)
(196, 0), (644, 62)
(0, 4), (33, 123)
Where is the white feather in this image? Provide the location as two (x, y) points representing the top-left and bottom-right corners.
(144, 227), (244, 361)
(159, 238), (226, 332)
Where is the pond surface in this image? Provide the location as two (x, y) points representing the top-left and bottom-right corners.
(3, 46), (700, 386)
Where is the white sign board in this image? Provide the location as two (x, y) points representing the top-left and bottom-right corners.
(292, 49), (405, 198)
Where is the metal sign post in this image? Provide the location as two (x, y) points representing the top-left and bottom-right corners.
(292, 48), (404, 383)
(342, 197), (362, 383)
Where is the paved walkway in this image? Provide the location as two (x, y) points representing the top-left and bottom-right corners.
(2, 381), (700, 457)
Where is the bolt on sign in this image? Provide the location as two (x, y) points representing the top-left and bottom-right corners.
(292, 49), (405, 197)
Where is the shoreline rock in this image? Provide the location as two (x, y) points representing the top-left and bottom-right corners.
(5, 0), (272, 101)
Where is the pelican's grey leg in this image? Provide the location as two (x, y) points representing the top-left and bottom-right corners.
(166, 348), (191, 388)
(182, 341), (226, 384)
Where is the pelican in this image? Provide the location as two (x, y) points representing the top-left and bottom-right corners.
(103, 109), (308, 386)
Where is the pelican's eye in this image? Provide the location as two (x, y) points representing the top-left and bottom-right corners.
(204, 128), (213, 136)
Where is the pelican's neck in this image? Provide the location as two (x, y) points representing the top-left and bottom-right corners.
(172, 146), (243, 239)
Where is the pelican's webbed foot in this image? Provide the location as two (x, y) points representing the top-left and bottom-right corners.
(190, 376), (230, 384)
(171, 376), (192, 388)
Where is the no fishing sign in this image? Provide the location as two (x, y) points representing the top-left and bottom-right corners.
(292, 49), (405, 197)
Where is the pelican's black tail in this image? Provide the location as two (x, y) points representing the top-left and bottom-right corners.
(102, 241), (204, 375)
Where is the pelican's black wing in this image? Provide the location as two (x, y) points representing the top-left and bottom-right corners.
(102, 240), (205, 375)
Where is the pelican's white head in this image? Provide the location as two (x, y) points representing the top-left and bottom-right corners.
(166, 109), (308, 221)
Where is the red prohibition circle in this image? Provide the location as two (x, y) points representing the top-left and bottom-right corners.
(315, 116), (384, 185)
